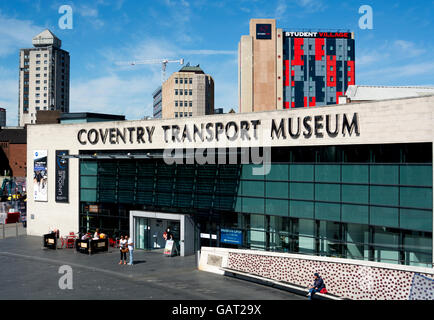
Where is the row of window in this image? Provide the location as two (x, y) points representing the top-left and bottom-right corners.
(175, 89), (193, 96)
(298, 45), (352, 51)
(175, 101), (193, 107)
(175, 112), (193, 118)
(175, 78), (193, 84)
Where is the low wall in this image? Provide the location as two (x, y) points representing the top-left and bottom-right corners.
(199, 247), (434, 300)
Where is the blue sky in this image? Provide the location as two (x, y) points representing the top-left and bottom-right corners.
(0, 0), (433, 126)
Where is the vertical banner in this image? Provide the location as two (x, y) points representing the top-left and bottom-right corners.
(33, 150), (48, 202)
(55, 150), (69, 203)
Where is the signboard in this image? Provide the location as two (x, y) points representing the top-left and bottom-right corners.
(220, 228), (243, 245)
(33, 150), (48, 202)
(164, 240), (175, 256)
(256, 24), (272, 39)
(285, 31), (351, 38)
(55, 150), (69, 203)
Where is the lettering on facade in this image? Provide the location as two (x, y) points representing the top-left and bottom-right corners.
(270, 113), (360, 140)
(76, 113), (359, 145)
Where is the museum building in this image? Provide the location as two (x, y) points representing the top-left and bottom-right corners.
(27, 95), (434, 267)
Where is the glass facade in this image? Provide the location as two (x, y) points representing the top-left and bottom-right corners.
(79, 143), (433, 267)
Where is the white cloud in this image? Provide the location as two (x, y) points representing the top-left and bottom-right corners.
(0, 12), (44, 57)
(394, 40), (425, 57)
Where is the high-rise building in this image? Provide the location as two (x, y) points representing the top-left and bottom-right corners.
(0, 108), (6, 127)
(239, 19), (355, 112)
(156, 64), (214, 119)
(18, 29), (70, 126)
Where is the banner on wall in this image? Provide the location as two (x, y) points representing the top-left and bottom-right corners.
(220, 228), (243, 245)
(55, 150), (69, 203)
(33, 150), (48, 202)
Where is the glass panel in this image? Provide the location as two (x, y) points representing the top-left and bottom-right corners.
(345, 223), (369, 261)
(290, 182), (314, 200)
(290, 164), (314, 181)
(80, 161), (98, 175)
(248, 214), (266, 250)
(315, 203), (340, 221)
(241, 164), (264, 180)
(370, 186), (398, 206)
(242, 197), (264, 214)
(400, 209), (432, 232)
(268, 216), (290, 252)
(297, 219), (316, 255)
(266, 164), (289, 181)
(342, 204), (369, 224)
(342, 164), (368, 184)
(80, 189), (97, 202)
(266, 181), (288, 199)
(241, 180), (264, 197)
(315, 164), (340, 183)
(403, 231), (432, 267)
(319, 221), (342, 257)
(400, 165), (432, 187)
(400, 187), (432, 209)
(315, 183), (340, 202)
(265, 199), (288, 216)
(342, 185), (368, 203)
(370, 165), (399, 185)
(80, 176), (97, 189)
(373, 227), (400, 264)
(290, 200), (314, 219)
(370, 206), (399, 228)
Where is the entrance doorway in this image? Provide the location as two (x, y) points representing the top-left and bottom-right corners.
(130, 211), (194, 256)
(134, 217), (180, 250)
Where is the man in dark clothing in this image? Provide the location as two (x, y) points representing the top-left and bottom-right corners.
(307, 273), (326, 300)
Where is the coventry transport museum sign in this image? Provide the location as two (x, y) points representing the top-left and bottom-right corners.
(76, 113), (360, 145)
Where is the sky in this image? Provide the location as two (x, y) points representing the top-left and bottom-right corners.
(0, 0), (433, 126)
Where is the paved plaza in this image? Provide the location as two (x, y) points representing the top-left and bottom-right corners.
(0, 232), (304, 300)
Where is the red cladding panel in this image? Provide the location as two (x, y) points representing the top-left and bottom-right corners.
(292, 38), (304, 66)
(291, 102), (295, 108)
(315, 38), (325, 61)
(284, 102), (290, 109)
(304, 97), (307, 108)
(347, 60), (355, 85)
(284, 60), (290, 86)
(309, 97), (316, 107)
(326, 55), (336, 87)
(336, 91), (343, 103)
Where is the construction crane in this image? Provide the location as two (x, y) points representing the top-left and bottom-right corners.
(116, 58), (184, 84)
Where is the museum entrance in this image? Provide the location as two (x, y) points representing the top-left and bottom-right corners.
(134, 216), (180, 250)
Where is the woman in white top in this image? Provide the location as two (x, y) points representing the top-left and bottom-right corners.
(119, 235), (127, 265)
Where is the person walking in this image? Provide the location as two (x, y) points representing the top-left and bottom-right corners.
(126, 235), (134, 265)
(307, 273), (326, 300)
(119, 235), (127, 265)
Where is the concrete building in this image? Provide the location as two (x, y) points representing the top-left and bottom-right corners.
(18, 29), (70, 126)
(339, 85), (434, 104)
(239, 19), (355, 112)
(25, 95), (434, 275)
(158, 64), (214, 119)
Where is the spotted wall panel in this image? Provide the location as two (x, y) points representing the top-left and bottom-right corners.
(409, 274), (434, 300)
(227, 252), (434, 300)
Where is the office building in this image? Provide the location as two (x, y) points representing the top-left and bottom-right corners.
(158, 64), (214, 119)
(239, 19), (355, 112)
(18, 29), (70, 126)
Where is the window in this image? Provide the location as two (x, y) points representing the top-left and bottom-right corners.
(35, 93), (40, 98)
(36, 61), (40, 65)
(184, 112), (188, 117)
(309, 86), (313, 92)
(189, 112), (192, 117)
(348, 46), (351, 51)
(175, 101), (178, 107)
(36, 54), (41, 58)
(309, 45), (312, 50)
(330, 66), (334, 71)
(36, 74), (40, 77)
(189, 89), (192, 95)
(189, 78), (192, 84)
(175, 89), (178, 95)
(36, 80), (40, 84)
(184, 78), (187, 83)
(175, 112), (178, 117)
(348, 66), (351, 71)
(330, 76), (334, 82)
(179, 101), (183, 107)
(189, 101), (192, 107)
(330, 46), (334, 50)
(175, 78), (178, 84)
(36, 67), (40, 71)
(179, 90), (183, 95)
(184, 89), (188, 95)
(180, 78), (183, 84)
(36, 87), (40, 91)
(35, 101), (40, 104)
